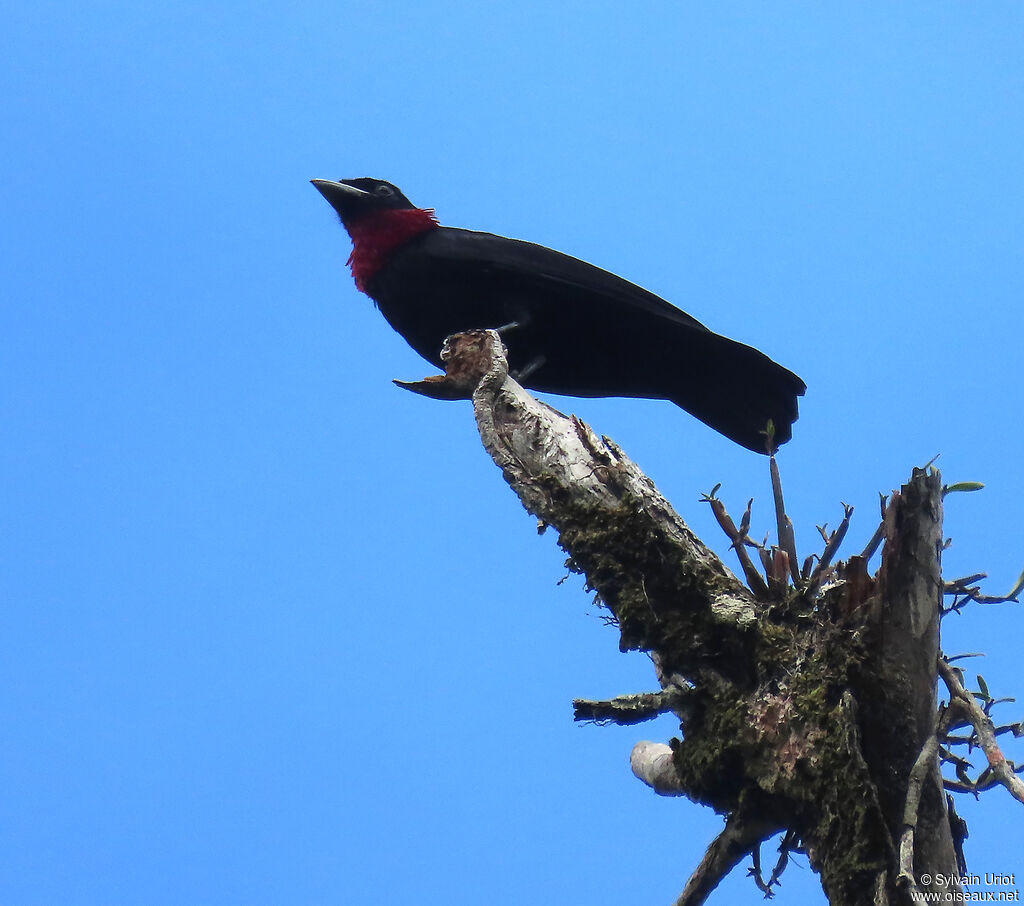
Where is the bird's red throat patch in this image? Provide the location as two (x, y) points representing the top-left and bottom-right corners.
(345, 208), (439, 293)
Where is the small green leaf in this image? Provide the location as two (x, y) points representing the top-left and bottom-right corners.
(944, 482), (985, 495)
(977, 674), (990, 699)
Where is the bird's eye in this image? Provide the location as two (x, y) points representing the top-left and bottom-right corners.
(375, 185), (394, 197)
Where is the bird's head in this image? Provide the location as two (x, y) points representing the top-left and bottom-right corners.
(310, 178), (418, 229)
(311, 177), (439, 292)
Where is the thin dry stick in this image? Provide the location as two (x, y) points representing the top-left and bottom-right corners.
(769, 454), (800, 584)
(939, 659), (1024, 805)
(702, 491), (771, 598)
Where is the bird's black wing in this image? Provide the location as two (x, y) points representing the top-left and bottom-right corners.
(407, 227), (713, 333)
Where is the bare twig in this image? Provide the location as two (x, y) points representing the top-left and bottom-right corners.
(859, 493), (889, 561)
(769, 455), (800, 584)
(943, 571), (1021, 613)
(939, 659), (1024, 805)
(573, 686), (691, 725)
(817, 503), (853, 575)
(701, 488), (771, 598)
(804, 502), (854, 600)
(673, 812), (781, 906)
(748, 829), (799, 899)
(945, 573), (987, 589)
(897, 726), (940, 892)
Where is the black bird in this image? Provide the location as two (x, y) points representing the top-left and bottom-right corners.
(311, 177), (805, 453)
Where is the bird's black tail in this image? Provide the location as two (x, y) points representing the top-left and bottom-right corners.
(666, 332), (806, 454)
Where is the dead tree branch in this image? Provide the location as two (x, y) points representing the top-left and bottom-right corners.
(574, 686), (692, 725)
(938, 659), (1024, 805)
(408, 330), (969, 906)
(672, 812), (781, 906)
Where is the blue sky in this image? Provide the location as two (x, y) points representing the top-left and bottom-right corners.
(3, 3), (1023, 903)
